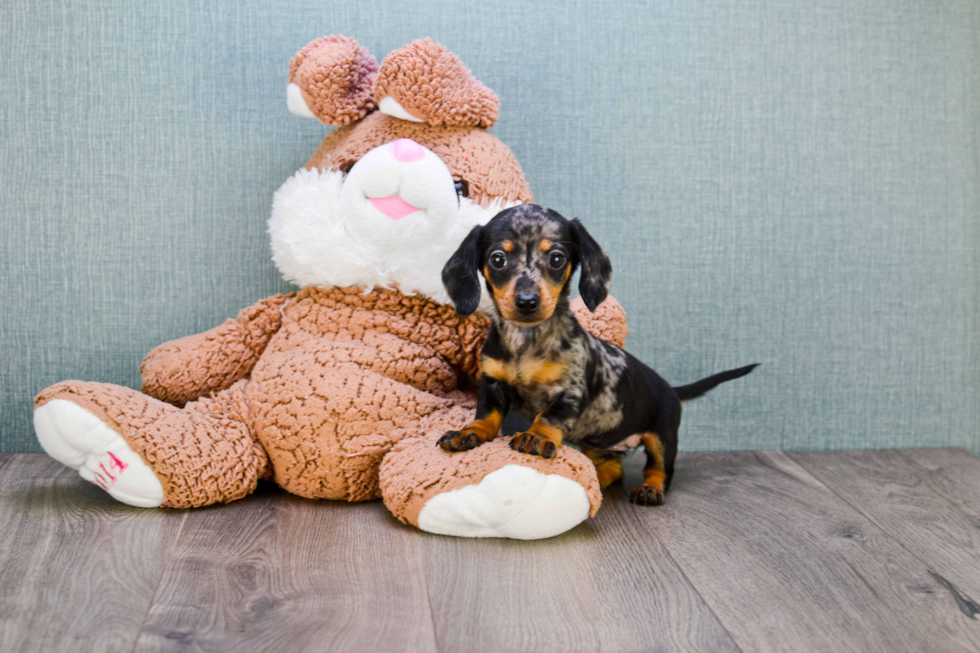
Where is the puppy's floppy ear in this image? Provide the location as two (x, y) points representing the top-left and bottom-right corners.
(442, 226), (484, 316)
(569, 219), (612, 312)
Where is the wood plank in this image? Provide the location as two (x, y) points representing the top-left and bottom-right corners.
(900, 448), (980, 524)
(622, 450), (980, 653)
(133, 485), (438, 653)
(789, 449), (980, 606)
(8, 448), (980, 653)
(420, 485), (741, 653)
(0, 454), (185, 653)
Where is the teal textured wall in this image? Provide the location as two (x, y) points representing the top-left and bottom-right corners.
(1, 0), (977, 453)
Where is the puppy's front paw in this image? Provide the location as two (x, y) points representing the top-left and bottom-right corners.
(438, 430), (483, 453)
(630, 485), (665, 506)
(510, 432), (558, 459)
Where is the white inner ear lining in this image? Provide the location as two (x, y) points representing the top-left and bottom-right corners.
(378, 96), (425, 122)
(286, 83), (318, 120)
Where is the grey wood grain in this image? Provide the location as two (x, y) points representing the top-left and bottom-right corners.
(419, 485), (741, 653)
(0, 454), (185, 653)
(132, 485), (438, 653)
(899, 448), (980, 525)
(7, 449), (980, 653)
(789, 448), (980, 607)
(622, 450), (980, 653)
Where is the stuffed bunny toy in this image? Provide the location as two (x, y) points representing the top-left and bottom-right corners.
(34, 37), (627, 539)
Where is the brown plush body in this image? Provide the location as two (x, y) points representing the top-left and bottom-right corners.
(36, 286), (625, 507)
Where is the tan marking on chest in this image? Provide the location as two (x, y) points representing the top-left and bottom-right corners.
(481, 356), (566, 387)
(481, 357), (515, 384)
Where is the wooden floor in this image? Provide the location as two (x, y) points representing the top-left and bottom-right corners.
(1, 449), (979, 653)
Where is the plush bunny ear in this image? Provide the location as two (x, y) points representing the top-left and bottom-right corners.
(374, 38), (500, 128)
(288, 35), (378, 126)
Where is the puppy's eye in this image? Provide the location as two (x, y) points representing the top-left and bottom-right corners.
(454, 179), (469, 198)
(489, 251), (507, 270)
(548, 251), (566, 269)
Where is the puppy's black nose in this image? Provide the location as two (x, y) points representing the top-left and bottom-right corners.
(515, 294), (540, 314)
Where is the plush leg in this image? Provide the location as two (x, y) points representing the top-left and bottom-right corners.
(380, 433), (603, 540)
(34, 380), (269, 508)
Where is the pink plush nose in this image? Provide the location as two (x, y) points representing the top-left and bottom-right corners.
(391, 138), (425, 162)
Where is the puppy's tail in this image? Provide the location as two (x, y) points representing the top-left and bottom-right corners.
(673, 364), (759, 402)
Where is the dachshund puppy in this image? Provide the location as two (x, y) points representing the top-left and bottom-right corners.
(438, 204), (757, 505)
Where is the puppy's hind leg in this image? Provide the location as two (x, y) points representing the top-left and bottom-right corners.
(630, 428), (677, 506)
(582, 447), (625, 489)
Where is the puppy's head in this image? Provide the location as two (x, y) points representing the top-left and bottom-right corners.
(442, 204), (612, 324)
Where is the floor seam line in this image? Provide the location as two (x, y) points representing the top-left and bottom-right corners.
(128, 510), (189, 653)
(612, 483), (747, 653)
(418, 539), (442, 653)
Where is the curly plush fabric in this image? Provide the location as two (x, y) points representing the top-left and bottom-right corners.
(140, 294), (294, 407)
(380, 433), (602, 528)
(288, 35), (378, 125)
(570, 296), (629, 348)
(305, 112), (531, 207)
(246, 286), (491, 501)
(374, 38), (499, 128)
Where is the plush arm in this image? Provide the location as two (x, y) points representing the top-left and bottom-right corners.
(140, 294), (295, 406)
(570, 296), (629, 348)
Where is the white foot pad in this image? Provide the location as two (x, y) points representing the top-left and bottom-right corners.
(417, 465), (591, 540)
(34, 399), (165, 508)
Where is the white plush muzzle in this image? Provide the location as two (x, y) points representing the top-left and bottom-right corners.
(269, 140), (518, 308)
